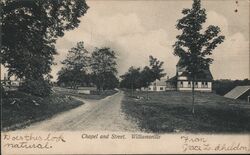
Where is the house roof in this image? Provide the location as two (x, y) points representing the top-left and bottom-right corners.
(224, 86), (250, 99)
(166, 76), (177, 82)
(176, 59), (213, 81)
(180, 70), (213, 81)
(166, 69), (213, 82)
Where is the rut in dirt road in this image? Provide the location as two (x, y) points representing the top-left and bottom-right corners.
(24, 91), (140, 132)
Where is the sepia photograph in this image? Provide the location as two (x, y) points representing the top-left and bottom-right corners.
(1, 0), (250, 154)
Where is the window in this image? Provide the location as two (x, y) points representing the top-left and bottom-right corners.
(148, 87), (151, 90)
(195, 82), (198, 88)
(179, 81), (183, 88)
(204, 82), (208, 88)
(160, 87), (164, 90)
(201, 82), (208, 88)
(201, 82), (204, 88)
(188, 81), (191, 88)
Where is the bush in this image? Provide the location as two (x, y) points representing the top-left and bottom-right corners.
(1, 84), (7, 98)
(19, 79), (52, 97)
(213, 79), (250, 95)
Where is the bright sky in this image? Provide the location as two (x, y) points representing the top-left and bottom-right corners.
(2, 0), (250, 81)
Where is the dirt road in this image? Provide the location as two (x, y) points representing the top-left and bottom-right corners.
(24, 91), (139, 132)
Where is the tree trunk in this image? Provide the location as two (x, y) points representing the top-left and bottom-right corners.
(131, 82), (134, 97)
(146, 83), (149, 100)
(192, 78), (195, 116)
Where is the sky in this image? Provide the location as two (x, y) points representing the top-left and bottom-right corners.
(2, 0), (250, 81)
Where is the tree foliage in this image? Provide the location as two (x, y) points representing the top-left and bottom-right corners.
(90, 47), (118, 91)
(62, 42), (89, 71)
(57, 42), (90, 88)
(120, 66), (142, 90)
(120, 56), (166, 90)
(92, 72), (119, 90)
(1, 0), (89, 93)
(19, 78), (52, 97)
(173, 0), (225, 75)
(173, 0), (225, 114)
(213, 79), (250, 96)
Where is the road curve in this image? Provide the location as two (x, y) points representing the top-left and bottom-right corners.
(23, 91), (139, 132)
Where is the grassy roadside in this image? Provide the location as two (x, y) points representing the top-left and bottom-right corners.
(121, 91), (250, 133)
(2, 91), (84, 131)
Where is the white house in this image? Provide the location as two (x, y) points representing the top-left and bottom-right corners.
(166, 60), (213, 92)
(148, 79), (167, 91)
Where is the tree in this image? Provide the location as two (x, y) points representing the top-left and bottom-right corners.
(173, 0), (225, 115)
(58, 42), (90, 89)
(120, 66), (142, 96)
(1, 0), (89, 95)
(140, 56), (166, 99)
(120, 56), (165, 97)
(102, 72), (119, 90)
(90, 47), (118, 91)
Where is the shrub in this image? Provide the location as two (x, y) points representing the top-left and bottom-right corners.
(1, 84), (7, 98)
(19, 78), (52, 97)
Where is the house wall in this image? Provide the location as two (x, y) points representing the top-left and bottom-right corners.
(157, 86), (166, 91)
(177, 81), (212, 92)
(166, 82), (176, 91)
(148, 85), (166, 91)
(178, 76), (187, 80)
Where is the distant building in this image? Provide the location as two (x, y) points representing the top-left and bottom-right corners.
(224, 86), (250, 102)
(77, 87), (97, 94)
(1, 74), (23, 91)
(148, 79), (167, 91)
(166, 60), (213, 92)
(142, 60), (214, 92)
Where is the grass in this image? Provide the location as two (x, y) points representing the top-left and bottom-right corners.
(1, 91), (84, 131)
(121, 91), (250, 133)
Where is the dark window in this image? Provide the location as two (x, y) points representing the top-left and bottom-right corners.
(160, 87), (163, 90)
(188, 81), (191, 87)
(195, 82), (198, 88)
(179, 81), (183, 88)
(204, 82), (208, 88)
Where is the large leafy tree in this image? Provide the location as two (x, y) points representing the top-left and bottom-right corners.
(173, 0), (225, 114)
(140, 56), (166, 99)
(146, 55), (166, 85)
(120, 56), (165, 97)
(1, 0), (88, 81)
(100, 72), (119, 90)
(58, 41), (90, 89)
(90, 47), (118, 91)
(120, 66), (142, 96)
